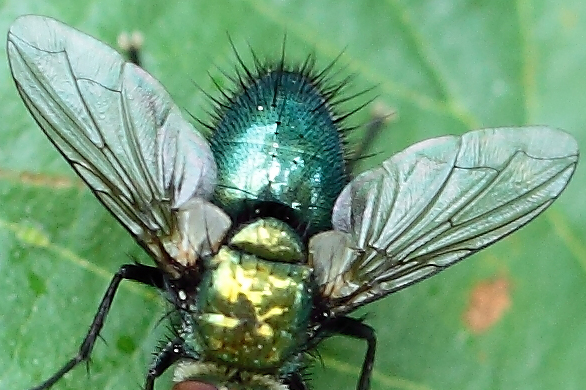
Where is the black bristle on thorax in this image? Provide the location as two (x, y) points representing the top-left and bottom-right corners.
(193, 39), (375, 238)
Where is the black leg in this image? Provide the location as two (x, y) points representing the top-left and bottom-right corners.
(118, 31), (143, 66)
(285, 371), (309, 390)
(347, 104), (395, 174)
(30, 263), (166, 390)
(145, 337), (186, 390)
(322, 316), (377, 390)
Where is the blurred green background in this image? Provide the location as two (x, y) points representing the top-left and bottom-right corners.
(0, 0), (585, 389)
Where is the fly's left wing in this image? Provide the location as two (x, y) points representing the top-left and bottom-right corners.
(7, 15), (230, 277)
(309, 127), (578, 315)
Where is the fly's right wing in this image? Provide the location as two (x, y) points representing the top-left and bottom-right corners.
(309, 126), (578, 315)
(7, 15), (230, 276)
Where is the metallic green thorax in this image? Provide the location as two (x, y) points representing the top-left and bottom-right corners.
(182, 218), (313, 377)
(209, 70), (347, 234)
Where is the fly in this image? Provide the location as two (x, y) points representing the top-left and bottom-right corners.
(6, 14), (579, 390)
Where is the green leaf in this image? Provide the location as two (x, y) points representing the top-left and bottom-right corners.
(1, 1), (585, 390)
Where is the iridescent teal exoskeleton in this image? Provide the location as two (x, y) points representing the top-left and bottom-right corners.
(7, 14), (579, 390)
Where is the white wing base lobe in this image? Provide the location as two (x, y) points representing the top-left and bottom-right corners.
(7, 15), (228, 276)
(310, 127), (578, 314)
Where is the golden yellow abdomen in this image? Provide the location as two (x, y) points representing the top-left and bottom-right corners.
(194, 246), (313, 370)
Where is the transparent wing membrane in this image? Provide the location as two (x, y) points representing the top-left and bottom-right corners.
(8, 15), (228, 275)
(310, 127), (578, 314)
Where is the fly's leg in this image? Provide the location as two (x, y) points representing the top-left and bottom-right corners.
(347, 102), (395, 174)
(117, 31), (144, 66)
(322, 316), (377, 390)
(145, 337), (186, 390)
(30, 263), (166, 390)
(285, 371), (309, 390)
